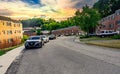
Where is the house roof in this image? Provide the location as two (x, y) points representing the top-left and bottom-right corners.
(0, 16), (20, 23)
(52, 26), (79, 32)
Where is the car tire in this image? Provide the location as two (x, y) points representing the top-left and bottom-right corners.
(40, 44), (42, 48)
(25, 46), (29, 49)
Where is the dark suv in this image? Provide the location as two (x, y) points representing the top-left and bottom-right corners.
(25, 36), (44, 49)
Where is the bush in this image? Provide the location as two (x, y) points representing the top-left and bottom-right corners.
(112, 35), (120, 39)
(0, 50), (6, 56)
(79, 35), (89, 39)
(22, 35), (29, 43)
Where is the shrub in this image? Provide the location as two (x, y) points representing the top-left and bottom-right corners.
(22, 35), (29, 43)
(0, 50), (6, 56)
(79, 35), (89, 39)
(36, 29), (41, 35)
(112, 35), (120, 39)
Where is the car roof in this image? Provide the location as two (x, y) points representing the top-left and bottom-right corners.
(30, 36), (41, 38)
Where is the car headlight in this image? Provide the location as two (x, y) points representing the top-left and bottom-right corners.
(25, 42), (28, 46)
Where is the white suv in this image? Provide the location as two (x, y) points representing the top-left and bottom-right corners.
(41, 35), (49, 43)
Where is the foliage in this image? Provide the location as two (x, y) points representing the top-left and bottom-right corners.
(79, 35), (90, 39)
(0, 44), (23, 56)
(36, 29), (41, 35)
(0, 50), (6, 56)
(93, 0), (120, 17)
(21, 18), (44, 27)
(41, 18), (76, 31)
(111, 35), (120, 39)
(74, 5), (101, 34)
(21, 35), (29, 43)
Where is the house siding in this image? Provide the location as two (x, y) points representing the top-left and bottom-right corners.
(0, 17), (23, 49)
(96, 9), (120, 34)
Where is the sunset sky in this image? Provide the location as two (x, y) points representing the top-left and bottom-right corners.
(0, 0), (98, 21)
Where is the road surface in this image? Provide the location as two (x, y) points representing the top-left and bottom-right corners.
(6, 36), (120, 74)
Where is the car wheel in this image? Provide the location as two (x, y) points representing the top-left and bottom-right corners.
(40, 44), (42, 48)
(43, 42), (44, 45)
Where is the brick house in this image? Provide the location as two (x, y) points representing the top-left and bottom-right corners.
(52, 26), (83, 36)
(96, 9), (120, 34)
(23, 27), (37, 36)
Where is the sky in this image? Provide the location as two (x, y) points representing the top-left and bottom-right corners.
(0, 0), (98, 21)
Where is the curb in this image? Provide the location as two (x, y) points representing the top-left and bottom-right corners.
(0, 46), (24, 74)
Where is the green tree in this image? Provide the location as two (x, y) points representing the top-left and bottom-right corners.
(75, 6), (101, 34)
(36, 29), (41, 35)
(93, 0), (120, 17)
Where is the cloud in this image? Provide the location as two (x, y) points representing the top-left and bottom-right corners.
(0, 0), (98, 20)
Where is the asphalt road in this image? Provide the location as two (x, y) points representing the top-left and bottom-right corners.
(6, 36), (120, 74)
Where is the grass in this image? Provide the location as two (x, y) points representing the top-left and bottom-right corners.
(80, 36), (120, 49)
(86, 40), (120, 49)
(0, 44), (23, 56)
(80, 36), (112, 42)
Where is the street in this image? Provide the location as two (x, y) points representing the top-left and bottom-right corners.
(6, 36), (120, 74)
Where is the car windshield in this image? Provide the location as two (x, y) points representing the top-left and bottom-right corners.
(29, 37), (40, 40)
(41, 35), (46, 38)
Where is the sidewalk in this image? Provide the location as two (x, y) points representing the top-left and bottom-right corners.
(0, 46), (24, 74)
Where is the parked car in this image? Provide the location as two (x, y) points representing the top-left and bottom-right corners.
(88, 33), (96, 36)
(40, 35), (49, 43)
(97, 30), (118, 37)
(25, 36), (44, 49)
(49, 34), (56, 40)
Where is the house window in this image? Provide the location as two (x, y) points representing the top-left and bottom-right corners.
(116, 20), (120, 25)
(8, 39), (13, 43)
(7, 30), (12, 35)
(7, 22), (11, 26)
(3, 22), (4, 25)
(111, 15), (115, 20)
(14, 24), (16, 27)
(102, 25), (106, 28)
(0, 40), (1, 44)
(2, 30), (5, 34)
(109, 24), (114, 28)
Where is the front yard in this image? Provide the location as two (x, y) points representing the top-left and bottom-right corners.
(80, 37), (120, 49)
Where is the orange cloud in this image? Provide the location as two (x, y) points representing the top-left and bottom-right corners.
(0, 0), (97, 21)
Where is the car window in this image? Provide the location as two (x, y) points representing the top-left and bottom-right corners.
(101, 31), (104, 33)
(106, 31), (108, 33)
(29, 37), (41, 40)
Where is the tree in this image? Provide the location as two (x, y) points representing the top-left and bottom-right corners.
(36, 29), (41, 35)
(93, 0), (120, 17)
(21, 18), (44, 28)
(75, 6), (101, 34)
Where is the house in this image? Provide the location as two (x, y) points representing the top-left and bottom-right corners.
(96, 9), (120, 34)
(23, 27), (37, 36)
(0, 16), (23, 49)
(23, 31), (36, 36)
(52, 26), (83, 36)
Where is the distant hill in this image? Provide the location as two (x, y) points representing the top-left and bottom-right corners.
(21, 18), (44, 28)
